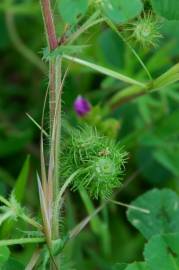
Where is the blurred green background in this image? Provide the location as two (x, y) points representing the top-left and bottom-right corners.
(1, 1), (179, 269)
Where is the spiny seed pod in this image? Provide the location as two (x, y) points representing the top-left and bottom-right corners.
(61, 125), (127, 199)
(129, 12), (162, 48)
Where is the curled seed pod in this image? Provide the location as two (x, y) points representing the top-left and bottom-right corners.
(129, 12), (162, 48)
(61, 125), (127, 199)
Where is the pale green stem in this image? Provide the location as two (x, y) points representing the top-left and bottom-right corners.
(21, 214), (43, 231)
(109, 199), (150, 214)
(0, 195), (11, 207)
(26, 113), (49, 138)
(63, 54), (146, 87)
(0, 237), (45, 246)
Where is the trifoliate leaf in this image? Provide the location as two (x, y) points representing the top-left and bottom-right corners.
(144, 233), (179, 270)
(127, 189), (179, 239)
(58, 0), (88, 24)
(101, 0), (143, 24)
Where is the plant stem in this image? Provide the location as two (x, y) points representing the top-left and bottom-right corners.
(0, 195), (11, 207)
(109, 63), (179, 109)
(0, 237), (45, 246)
(108, 199), (150, 214)
(40, 0), (58, 128)
(55, 170), (81, 210)
(21, 214), (43, 231)
(40, 0), (58, 51)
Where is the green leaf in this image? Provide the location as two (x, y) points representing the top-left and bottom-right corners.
(154, 148), (179, 176)
(0, 246), (10, 267)
(58, 0), (88, 24)
(154, 110), (179, 140)
(151, 0), (179, 20)
(101, 0), (143, 24)
(97, 28), (124, 69)
(144, 233), (179, 270)
(0, 131), (32, 157)
(2, 258), (24, 270)
(113, 263), (128, 270)
(127, 189), (179, 240)
(13, 155), (30, 203)
(125, 262), (150, 270)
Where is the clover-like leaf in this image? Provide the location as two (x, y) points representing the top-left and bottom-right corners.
(127, 189), (179, 239)
(144, 233), (179, 270)
(101, 0), (143, 24)
(58, 0), (88, 24)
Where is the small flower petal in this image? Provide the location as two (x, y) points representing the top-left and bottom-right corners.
(74, 96), (91, 117)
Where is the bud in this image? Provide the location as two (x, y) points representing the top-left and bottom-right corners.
(74, 96), (91, 117)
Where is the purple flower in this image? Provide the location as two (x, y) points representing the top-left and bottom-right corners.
(74, 96), (91, 117)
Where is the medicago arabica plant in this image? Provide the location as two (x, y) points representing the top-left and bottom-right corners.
(1, 0), (179, 269)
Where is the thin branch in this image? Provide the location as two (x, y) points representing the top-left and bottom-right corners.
(25, 248), (41, 270)
(108, 199), (150, 214)
(0, 237), (45, 246)
(26, 113), (49, 138)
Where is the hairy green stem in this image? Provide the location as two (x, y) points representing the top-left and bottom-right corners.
(0, 195), (11, 207)
(40, 0), (62, 246)
(21, 213), (43, 231)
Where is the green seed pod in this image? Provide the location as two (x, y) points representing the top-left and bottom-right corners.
(129, 12), (162, 48)
(61, 125), (127, 199)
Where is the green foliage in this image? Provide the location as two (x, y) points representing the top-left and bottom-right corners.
(58, 0), (88, 24)
(2, 258), (24, 270)
(115, 233), (179, 269)
(13, 155), (30, 203)
(100, 0), (143, 24)
(125, 263), (149, 270)
(1, 0), (179, 269)
(113, 263), (128, 270)
(127, 189), (179, 239)
(80, 105), (120, 138)
(0, 246), (10, 268)
(144, 233), (179, 270)
(61, 125), (127, 198)
(151, 0), (179, 20)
